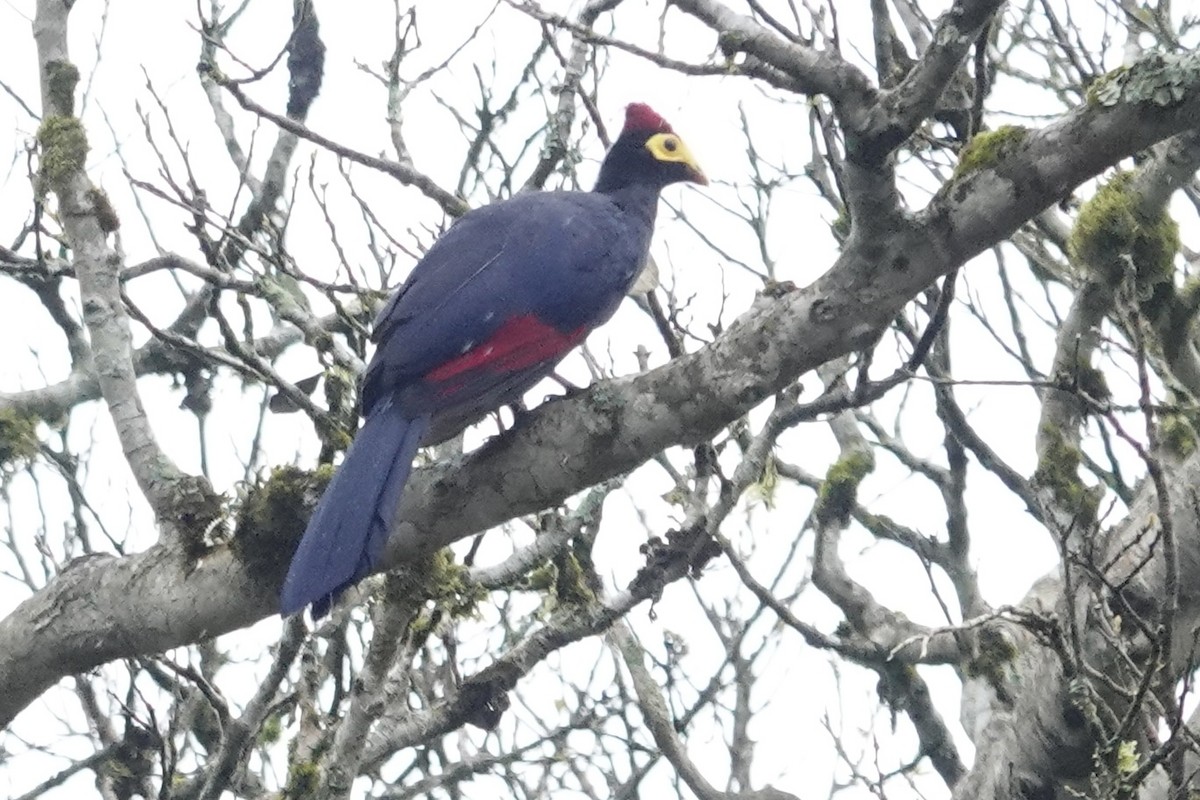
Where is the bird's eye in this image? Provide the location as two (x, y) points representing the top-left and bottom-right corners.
(663, 137), (678, 152)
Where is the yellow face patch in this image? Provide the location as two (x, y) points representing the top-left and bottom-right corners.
(645, 132), (707, 184)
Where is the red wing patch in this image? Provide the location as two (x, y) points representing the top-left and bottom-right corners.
(424, 314), (587, 385)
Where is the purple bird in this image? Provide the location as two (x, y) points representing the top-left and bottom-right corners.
(281, 103), (707, 616)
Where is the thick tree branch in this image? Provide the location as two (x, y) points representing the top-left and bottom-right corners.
(34, 0), (195, 538)
(881, 0), (1003, 147)
(671, 0), (879, 120)
(953, 449), (1200, 798)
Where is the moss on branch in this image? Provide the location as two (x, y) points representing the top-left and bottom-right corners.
(404, 549), (487, 647)
(36, 115), (89, 194)
(86, 188), (121, 233)
(0, 408), (40, 469)
(1159, 413), (1197, 459)
(44, 60), (80, 115)
(233, 465), (332, 582)
(814, 450), (875, 528)
(952, 125), (1028, 179)
(1068, 171), (1179, 291)
(1033, 426), (1100, 528)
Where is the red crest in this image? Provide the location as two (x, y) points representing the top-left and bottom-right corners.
(622, 103), (674, 135)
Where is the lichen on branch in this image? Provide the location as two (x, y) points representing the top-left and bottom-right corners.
(1087, 51), (1200, 108)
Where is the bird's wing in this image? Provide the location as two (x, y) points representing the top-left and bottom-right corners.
(363, 192), (641, 414)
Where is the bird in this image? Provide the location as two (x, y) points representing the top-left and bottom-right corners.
(280, 103), (707, 616)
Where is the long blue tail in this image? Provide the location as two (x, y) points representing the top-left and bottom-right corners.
(280, 402), (430, 617)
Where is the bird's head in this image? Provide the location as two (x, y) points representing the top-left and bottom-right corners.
(595, 103), (708, 193)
